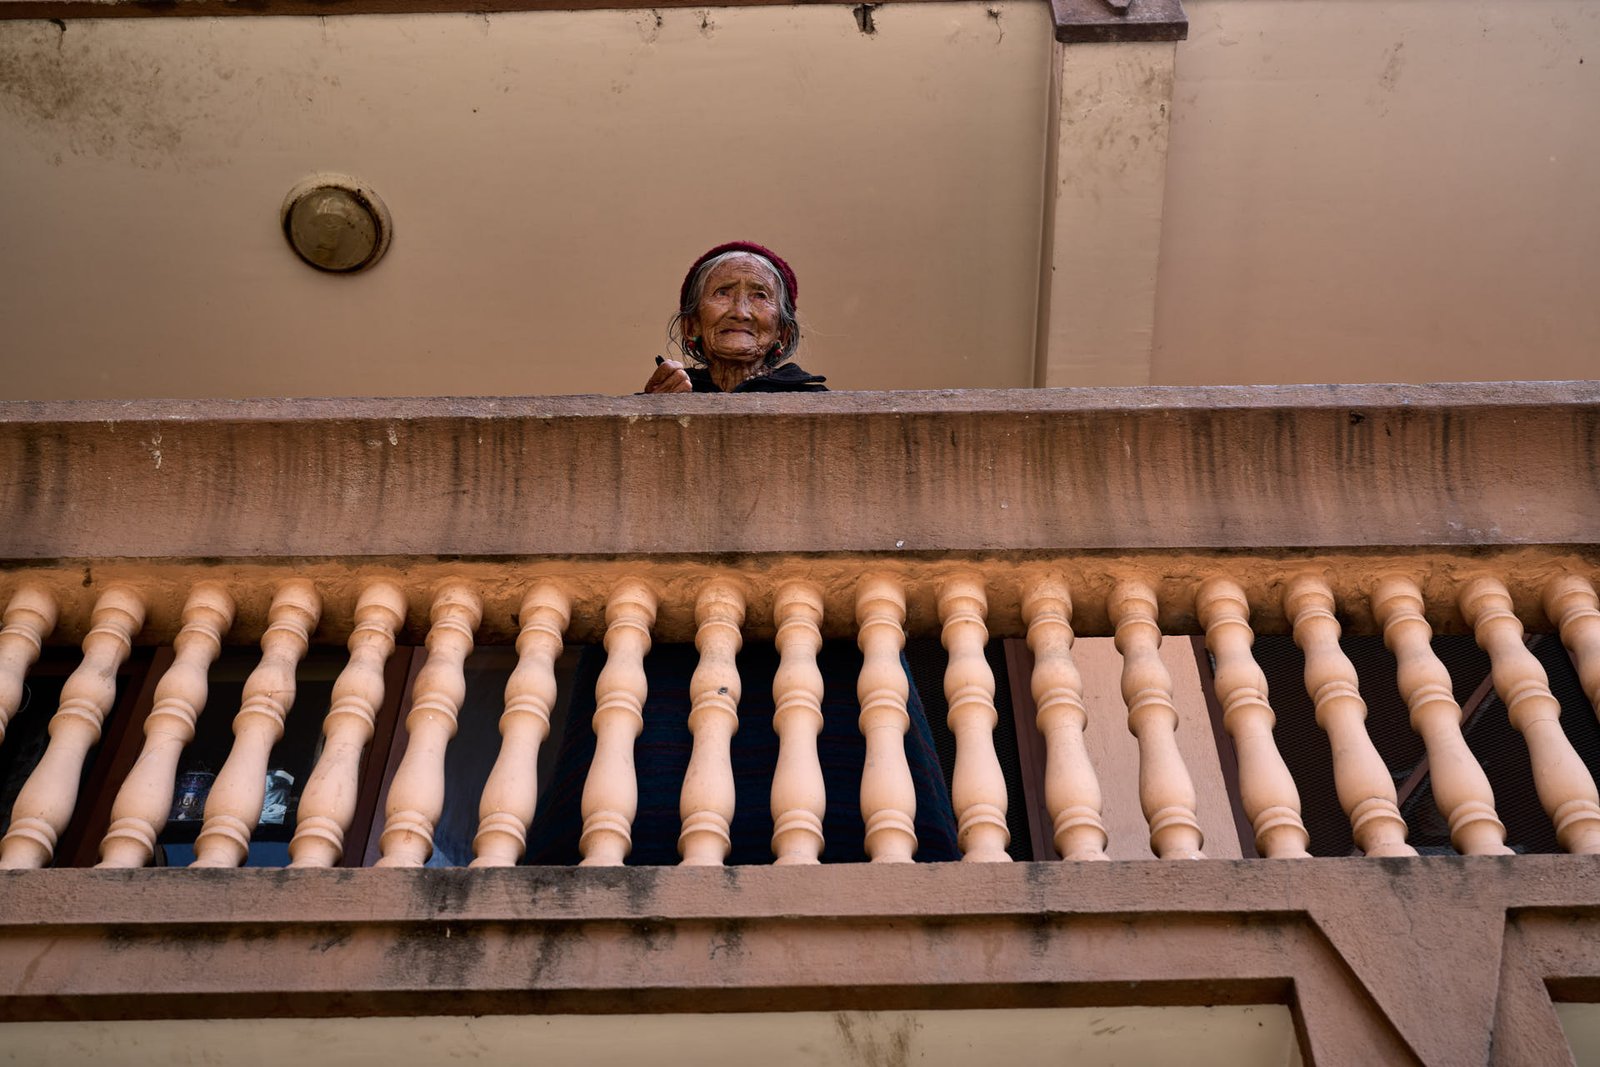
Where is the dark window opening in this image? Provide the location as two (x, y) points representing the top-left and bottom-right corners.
(0, 646), (157, 868)
(908, 635), (1035, 861)
(23, 632), (1041, 868)
(152, 647), (347, 868)
(1212, 632), (1600, 857)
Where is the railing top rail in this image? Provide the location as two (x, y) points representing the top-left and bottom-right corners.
(3, 380), (1597, 423)
(4, 382), (1597, 561)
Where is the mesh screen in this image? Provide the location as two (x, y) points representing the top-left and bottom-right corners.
(1251, 633), (1489, 857)
(1244, 632), (1598, 856)
(1401, 636), (1600, 854)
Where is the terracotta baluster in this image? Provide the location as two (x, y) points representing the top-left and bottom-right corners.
(0, 584), (58, 747)
(471, 584), (570, 868)
(855, 574), (917, 863)
(1283, 575), (1414, 857)
(1545, 574), (1600, 721)
(0, 586), (145, 869)
(1461, 577), (1600, 854)
(678, 581), (746, 865)
(191, 580), (321, 868)
(579, 580), (657, 866)
(937, 575), (1010, 862)
(376, 582), (481, 867)
(1021, 577), (1107, 861)
(99, 583), (235, 869)
(1109, 580), (1205, 860)
(1197, 577), (1310, 858)
(288, 580), (405, 869)
(770, 581), (826, 865)
(1372, 576), (1511, 856)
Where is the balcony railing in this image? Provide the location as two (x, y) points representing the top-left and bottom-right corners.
(3, 553), (1600, 870)
(1, 382), (1598, 1065)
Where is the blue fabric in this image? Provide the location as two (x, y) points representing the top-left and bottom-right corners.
(526, 640), (960, 865)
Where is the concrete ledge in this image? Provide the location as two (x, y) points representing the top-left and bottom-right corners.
(2, 383), (1597, 561)
(1, 857), (1596, 1065)
(3, 853), (1596, 926)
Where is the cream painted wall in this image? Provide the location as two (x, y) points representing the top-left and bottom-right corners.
(1557, 1003), (1600, 1064)
(0, 4), (1052, 399)
(1151, 0), (1600, 385)
(4, 0), (1595, 398)
(0, 1007), (1303, 1066)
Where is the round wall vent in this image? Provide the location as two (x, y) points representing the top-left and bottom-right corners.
(281, 174), (392, 273)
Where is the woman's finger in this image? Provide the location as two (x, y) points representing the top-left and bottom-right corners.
(644, 360), (691, 393)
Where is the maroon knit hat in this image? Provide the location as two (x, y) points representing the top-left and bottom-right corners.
(679, 241), (798, 310)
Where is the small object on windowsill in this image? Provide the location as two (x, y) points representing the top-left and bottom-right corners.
(260, 769), (295, 825)
(169, 769), (214, 823)
(1103, 0), (1131, 11)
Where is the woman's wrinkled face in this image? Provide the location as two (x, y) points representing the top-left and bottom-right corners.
(687, 255), (783, 365)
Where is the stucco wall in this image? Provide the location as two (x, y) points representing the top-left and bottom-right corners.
(0, 1007), (1302, 1066)
(0, 4), (1052, 399)
(1151, 0), (1600, 385)
(2, 0), (1594, 398)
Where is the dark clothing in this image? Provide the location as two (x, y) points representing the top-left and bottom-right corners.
(525, 641), (961, 866)
(687, 363), (828, 393)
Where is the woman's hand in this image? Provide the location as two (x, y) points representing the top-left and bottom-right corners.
(644, 358), (692, 393)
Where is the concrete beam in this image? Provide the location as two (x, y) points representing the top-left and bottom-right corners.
(2, 857), (1596, 1065)
(1, 383), (1597, 561)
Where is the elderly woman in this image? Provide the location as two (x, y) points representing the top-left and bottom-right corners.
(642, 241), (828, 394)
(527, 243), (960, 866)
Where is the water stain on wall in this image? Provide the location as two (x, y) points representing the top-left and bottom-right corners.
(0, 20), (285, 169)
(1058, 49), (1174, 196)
(833, 1011), (920, 1067)
(1377, 40), (1406, 92)
(1, 23), (182, 165)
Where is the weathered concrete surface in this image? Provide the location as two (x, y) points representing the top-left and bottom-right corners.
(2, 383), (1597, 562)
(1, 857), (1596, 1065)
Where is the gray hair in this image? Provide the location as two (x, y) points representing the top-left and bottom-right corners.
(670, 250), (801, 367)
